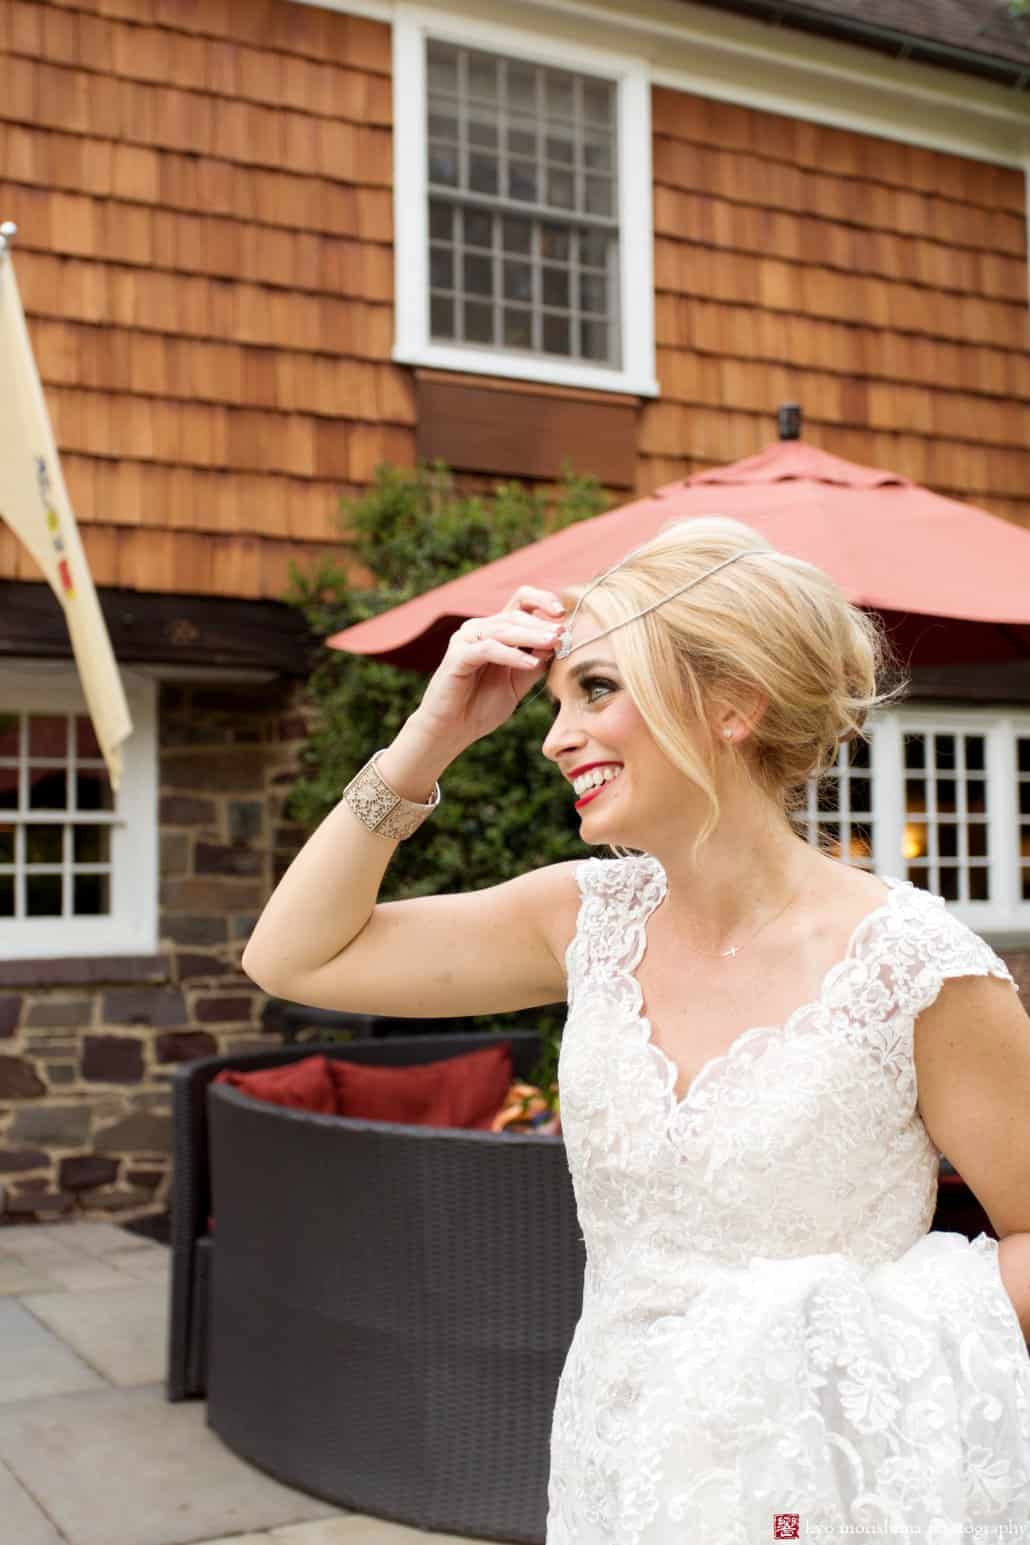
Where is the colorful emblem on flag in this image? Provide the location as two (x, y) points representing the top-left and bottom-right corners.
(35, 455), (75, 600)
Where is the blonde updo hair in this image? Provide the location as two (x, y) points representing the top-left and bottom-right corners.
(558, 516), (908, 865)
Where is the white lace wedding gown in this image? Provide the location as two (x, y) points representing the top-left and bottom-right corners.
(547, 854), (1030, 1543)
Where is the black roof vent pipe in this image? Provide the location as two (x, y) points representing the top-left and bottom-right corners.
(778, 403), (802, 440)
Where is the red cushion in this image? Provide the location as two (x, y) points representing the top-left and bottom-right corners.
(329, 1042), (513, 1128)
(445, 1043), (514, 1127)
(213, 1054), (337, 1115)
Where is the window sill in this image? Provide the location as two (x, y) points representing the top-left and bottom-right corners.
(394, 341), (659, 399)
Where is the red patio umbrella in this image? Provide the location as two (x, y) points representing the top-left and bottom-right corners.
(326, 433), (1030, 673)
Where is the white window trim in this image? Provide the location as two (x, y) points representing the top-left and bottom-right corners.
(0, 662), (158, 961)
(865, 705), (1030, 937)
(392, 2), (659, 397)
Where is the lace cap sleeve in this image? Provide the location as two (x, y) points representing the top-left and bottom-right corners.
(907, 889), (1019, 1018)
(564, 853), (665, 1005)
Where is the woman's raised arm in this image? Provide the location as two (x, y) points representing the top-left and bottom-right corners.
(241, 586), (577, 1017)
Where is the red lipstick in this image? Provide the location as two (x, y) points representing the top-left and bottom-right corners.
(573, 772), (621, 811)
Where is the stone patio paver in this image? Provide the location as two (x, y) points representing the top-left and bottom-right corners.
(133, 1526), (477, 1545)
(0, 1220), (499, 1545)
(30, 1220), (154, 1257)
(0, 1299), (106, 1402)
(105, 1246), (173, 1283)
(1, 1223), (115, 1260)
(0, 1255), (63, 1296)
(0, 1381), (340, 1545)
(270, 1522), (480, 1542)
(1, 1233), (92, 1268)
(22, 1274), (170, 1385)
(0, 1455), (65, 1545)
(0, 1229), (170, 1293)
(187, 1536), (271, 1545)
(34, 1256), (137, 1292)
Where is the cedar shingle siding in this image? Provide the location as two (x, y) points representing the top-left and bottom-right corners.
(0, 0), (408, 600)
(0, 0), (1027, 612)
(646, 89), (1030, 522)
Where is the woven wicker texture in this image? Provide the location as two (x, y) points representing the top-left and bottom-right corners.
(169, 1032), (584, 1542)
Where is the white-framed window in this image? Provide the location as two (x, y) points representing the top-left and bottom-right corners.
(796, 705), (1030, 935)
(0, 663), (158, 960)
(391, 3), (658, 397)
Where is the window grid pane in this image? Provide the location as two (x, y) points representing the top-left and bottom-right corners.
(794, 717), (1030, 914)
(795, 738), (875, 870)
(426, 38), (620, 367)
(430, 199), (620, 358)
(0, 711), (115, 920)
(902, 731), (990, 902)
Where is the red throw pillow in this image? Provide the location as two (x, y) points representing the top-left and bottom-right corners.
(445, 1043), (514, 1127)
(329, 1058), (449, 1125)
(213, 1054), (337, 1115)
(329, 1042), (513, 1129)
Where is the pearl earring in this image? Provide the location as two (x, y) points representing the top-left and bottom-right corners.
(723, 728), (733, 739)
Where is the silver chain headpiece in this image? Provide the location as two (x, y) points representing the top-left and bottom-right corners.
(554, 543), (779, 659)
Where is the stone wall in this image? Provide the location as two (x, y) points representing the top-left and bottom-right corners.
(0, 677), (314, 1226)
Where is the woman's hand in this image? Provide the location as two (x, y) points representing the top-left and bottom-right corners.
(411, 586), (565, 749)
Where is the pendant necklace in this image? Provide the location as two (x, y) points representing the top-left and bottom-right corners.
(694, 884), (803, 960)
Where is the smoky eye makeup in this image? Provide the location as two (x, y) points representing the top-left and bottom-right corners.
(545, 671), (619, 715)
(544, 658), (619, 699)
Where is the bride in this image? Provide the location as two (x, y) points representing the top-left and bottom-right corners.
(243, 515), (1030, 1540)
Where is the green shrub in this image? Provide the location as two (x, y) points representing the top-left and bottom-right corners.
(281, 460), (611, 1095)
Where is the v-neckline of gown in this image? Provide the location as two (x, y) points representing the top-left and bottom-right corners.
(627, 863), (911, 1116)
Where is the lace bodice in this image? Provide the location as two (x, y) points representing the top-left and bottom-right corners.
(547, 853), (1030, 1543)
(560, 855), (1016, 1274)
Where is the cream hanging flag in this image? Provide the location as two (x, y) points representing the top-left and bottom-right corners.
(0, 225), (132, 793)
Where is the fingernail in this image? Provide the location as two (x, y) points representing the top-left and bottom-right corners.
(547, 600), (564, 613)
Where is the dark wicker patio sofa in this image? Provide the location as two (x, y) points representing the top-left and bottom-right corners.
(167, 1029), (585, 1544)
